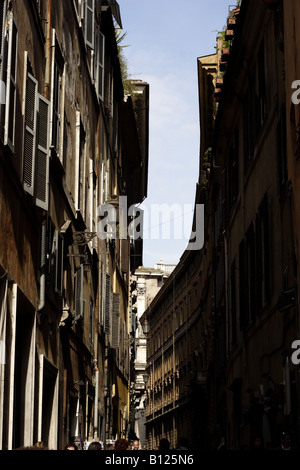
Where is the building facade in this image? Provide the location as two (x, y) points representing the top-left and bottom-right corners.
(0, 0), (149, 450)
(142, 0), (300, 451)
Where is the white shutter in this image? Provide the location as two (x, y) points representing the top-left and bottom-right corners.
(74, 265), (84, 321)
(104, 273), (111, 334)
(4, 12), (17, 149)
(97, 32), (104, 101)
(0, 0), (7, 81)
(84, 0), (94, 49)
(35, 93), (50, 210)
(110, 293), (120, 349)
(0, 0), (7, 139)
(55, 231), (64, 295)
(23, 72), (38, 196)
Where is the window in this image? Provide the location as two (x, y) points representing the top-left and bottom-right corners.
(256, 195), (271, 305)
(227, 130), (239, 213)
(243, 79), (256, 166)
(74, 265), (84, 321)
(256, 41), (266, 128)
(110, 293), (120, 349)
(104, 273), (111, 334)
(23, 55), (50, 211)
(239, 195), (271, 329)
(1, 9), (18, 151)
(83, 0), (95, 50)
(239, 223), (255, 329)
(89, 297), (94, 343)
(75, 111), (86, 212)
(54, 231), (64, 295)
(50, 30), (64, 159)
(96, 31), (105, 101)
(47, 223), (64, 296)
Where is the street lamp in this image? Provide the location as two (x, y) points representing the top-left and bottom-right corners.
(141, 318), (150, 335)
(143, 371), (149, 385)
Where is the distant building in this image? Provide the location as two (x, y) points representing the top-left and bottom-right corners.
(130, 262), (175, 448)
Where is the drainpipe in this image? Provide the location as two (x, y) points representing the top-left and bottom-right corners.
(224, 232), (229, 358)
(94, 362), (99, 438)
(38, 215), (47, 312)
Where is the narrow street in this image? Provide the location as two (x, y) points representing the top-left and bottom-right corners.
(0, 0), (299, 458)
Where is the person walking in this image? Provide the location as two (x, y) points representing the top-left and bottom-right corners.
(132, 439), (140, 450)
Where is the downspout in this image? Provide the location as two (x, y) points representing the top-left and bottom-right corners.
(38, 0), (51, 313)
(94, 363), (99, 438)
(94, 113), (101, 441)
(38, 214), (47, 312)
(224, 233), (229, 358)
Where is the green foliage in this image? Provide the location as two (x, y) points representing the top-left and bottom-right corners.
(115, 28), (135, 95)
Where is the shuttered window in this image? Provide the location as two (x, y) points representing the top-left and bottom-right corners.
(83, 0), (95, 49)
(35, 94), (50, 210)
(104, 273), (111, 334)
(50, 29), (64, 159)
(52, 58), (60, 151)
(23, 72), (38, 195)
(96, 31), (104, 101)
(23, 60), (50, 210)
(74, 265), (84, 321)
(54, 231), (64, 295)
(4, 11), (17, 150)
(110, 293), (120, 349)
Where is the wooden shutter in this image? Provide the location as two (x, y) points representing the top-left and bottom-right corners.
(4, 12), (17, 149)
(110, 293), (120, 349)
(84, 0), (94, 49)
(97, 32), (104, 101)
(55, 231), (64, 295)
(104, 273), (111, 334)
(52, 59), (60, 151)
(23, 72), (38, 195)
(74, 265), (84, 321)
(35, 94), (50, 210)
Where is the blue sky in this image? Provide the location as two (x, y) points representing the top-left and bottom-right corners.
(118, 0), (234, 267)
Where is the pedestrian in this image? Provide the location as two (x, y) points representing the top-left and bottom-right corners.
(114, 438), (129, 450)
(64, 441), (78, 450)
(250, 436), (264, 452)
(105, 443), (115, 450)
(87, 441), (102, 450)
(159, 438), (170, 451)
(273, 431), (298, 451)
(132, 439), (140, 450)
